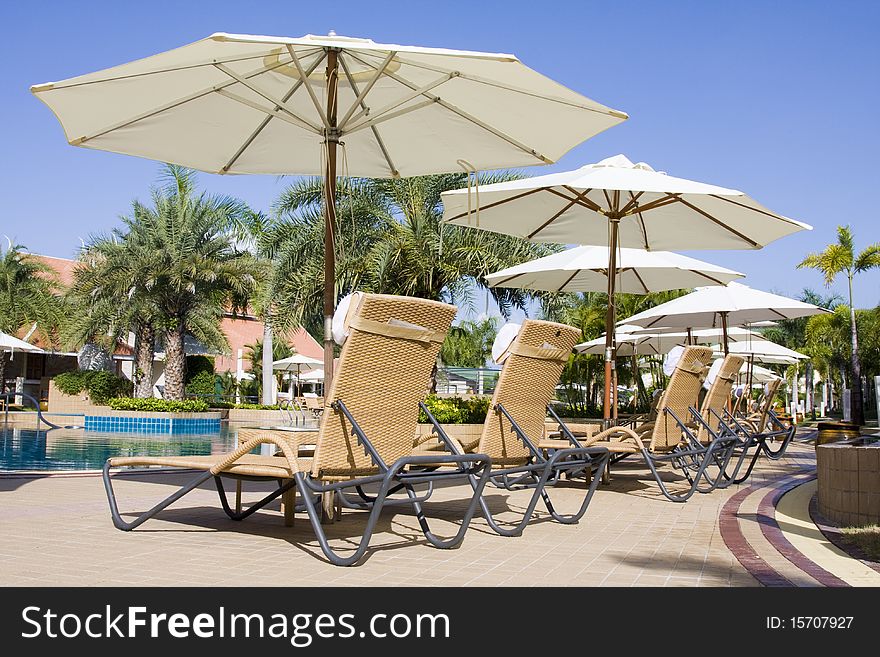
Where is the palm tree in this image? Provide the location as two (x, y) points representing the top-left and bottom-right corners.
(440, 317), (499, 368)
(245, 337), (293, 401)
(798, 226), (880, 424)
(0, 241), (63, 392)
(117, 165), (263, 400)
(66, 234), (160, 398)
(267, 174), (556, 337)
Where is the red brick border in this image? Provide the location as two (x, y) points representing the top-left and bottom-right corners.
(757, 476), (849, 587)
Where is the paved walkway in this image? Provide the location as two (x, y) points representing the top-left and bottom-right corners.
(0, 433), (871, 587)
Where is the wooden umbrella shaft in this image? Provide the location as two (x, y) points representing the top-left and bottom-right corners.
(721, 311), (729, 356)
(603, 217), (621, 422)
(323, 48), (340, 392)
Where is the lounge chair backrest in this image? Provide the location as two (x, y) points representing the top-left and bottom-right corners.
(751, 378), (781, 432)
(697, 355), (744, 443)
(477, 319), (580, 465)
(649, 345), (714, 452)
(311, 294), (456, 479)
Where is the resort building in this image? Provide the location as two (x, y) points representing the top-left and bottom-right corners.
(3, 253), (321, 403)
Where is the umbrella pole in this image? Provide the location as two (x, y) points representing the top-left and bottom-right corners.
(603, 216), (621, 423)
(721, 312), (729, 356)
(687, 327), (693, 346)
(323, 49), (340, 393)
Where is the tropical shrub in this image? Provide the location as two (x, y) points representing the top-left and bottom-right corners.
(418, 395), (489, 424)
(107, 397), (209, 412)
(53, 370), (132, 405)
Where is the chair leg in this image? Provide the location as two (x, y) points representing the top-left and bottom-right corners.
(282, 487), (296, 527)
(103, 461), (213, 531)
(234, 480), (242, 514)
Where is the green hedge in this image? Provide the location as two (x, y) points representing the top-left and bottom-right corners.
(107, 397), (210, 413)
(208, 402), (280, 410)
(418, 395), (490, 424)
(53, 370), (133, 405)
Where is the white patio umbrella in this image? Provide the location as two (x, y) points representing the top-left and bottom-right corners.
(720, 339), (808, 365)
(300, 368), (325, 382)
(743, 363), (782, 383)
(31, 31), (627, 390)
(619, 282), (828, 354)
(486, 245), (744, 293)
(575, 325), (763, 356)
(443, 154), (811, 419)
(272, 353), (323, 396)
(0, 331), (44, 354)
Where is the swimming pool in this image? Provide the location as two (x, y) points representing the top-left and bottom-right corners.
(0, 426), (239, 472)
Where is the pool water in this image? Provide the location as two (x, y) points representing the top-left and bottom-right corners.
(0, 426), (240, 472)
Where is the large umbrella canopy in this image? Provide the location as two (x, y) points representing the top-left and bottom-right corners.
(32, 31), (627, 391)
(442, 154), (810, 419)
(486, 245), (744, 293)
(0, 332), (44, 354)
(619, 282), (829, 353)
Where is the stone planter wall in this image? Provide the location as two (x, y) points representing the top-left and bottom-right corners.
(226, 408), (307, 425)
(816, 440), (880, 527)
(47, 381), (104, 415)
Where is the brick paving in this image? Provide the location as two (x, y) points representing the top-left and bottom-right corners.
(0, 435), (843, 587)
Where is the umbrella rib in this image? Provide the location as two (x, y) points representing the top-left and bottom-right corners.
(68, 56), (316, 146)
(213, 88), (318, 133)
(619, 191), (645, 215)
(356, 50), (628, 118)
(338, 55), (399, 177)
(557, 269), (581, 292)
(445, 187), (545, 222)
(690, 270), (729, 286)
(631, 268), (650, 294)
(343, 73), (458, 133)
(527, 196), (581, 239)
(221, 52), (327, 173)
(347, 52), (554, 164)
(489, 273), (522, 288)
(284, 45), (331, 130)
(673, 197), (760, 248)
(560, 186), (605, 213)
(213, 62), (323, 133)
(708, 194), (803, 227)
(31, 48), (323, 91)
(622, 193), (680, 215)
(337, 50), (397, 128)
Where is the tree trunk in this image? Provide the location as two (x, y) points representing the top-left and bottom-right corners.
(134, 322), (155, 398)
(847, 274), (864, 425)
(806, 361), (814, 420)
(163, 324), (186, 401)
(838, 363), (848, 416)
(261, 313), (274, 405)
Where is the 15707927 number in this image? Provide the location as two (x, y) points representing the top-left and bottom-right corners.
(766, 617), (854, 629)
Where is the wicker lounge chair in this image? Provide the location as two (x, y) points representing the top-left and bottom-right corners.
(103, 294), (491, 566)
(418, 319), (610, 537)
(720, 378), (796, 483)
(566, 346), (739, 503)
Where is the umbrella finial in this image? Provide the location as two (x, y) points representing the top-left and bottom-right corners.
(328, 29), (337, 37)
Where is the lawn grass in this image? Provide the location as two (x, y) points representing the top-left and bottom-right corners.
(841, 525), (880, 562)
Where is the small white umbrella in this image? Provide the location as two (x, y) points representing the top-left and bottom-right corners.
(32, 31), (627, 390)
(442, 154), (811, 420)
(575, 325), (763, 356)
(0, 332), (44, 354)
(719, 339), (808, 365)
(619, 282), (828, 354)
(300, 368), (325, 381)
(486, 245), (743, 293)
(273, 353), (322, 396)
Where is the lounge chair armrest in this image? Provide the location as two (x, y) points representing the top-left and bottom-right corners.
(582, 425), (646, 450)
(211, 435), (304, 476)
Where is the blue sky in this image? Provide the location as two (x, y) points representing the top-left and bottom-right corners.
(2, 0), (879, 320)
